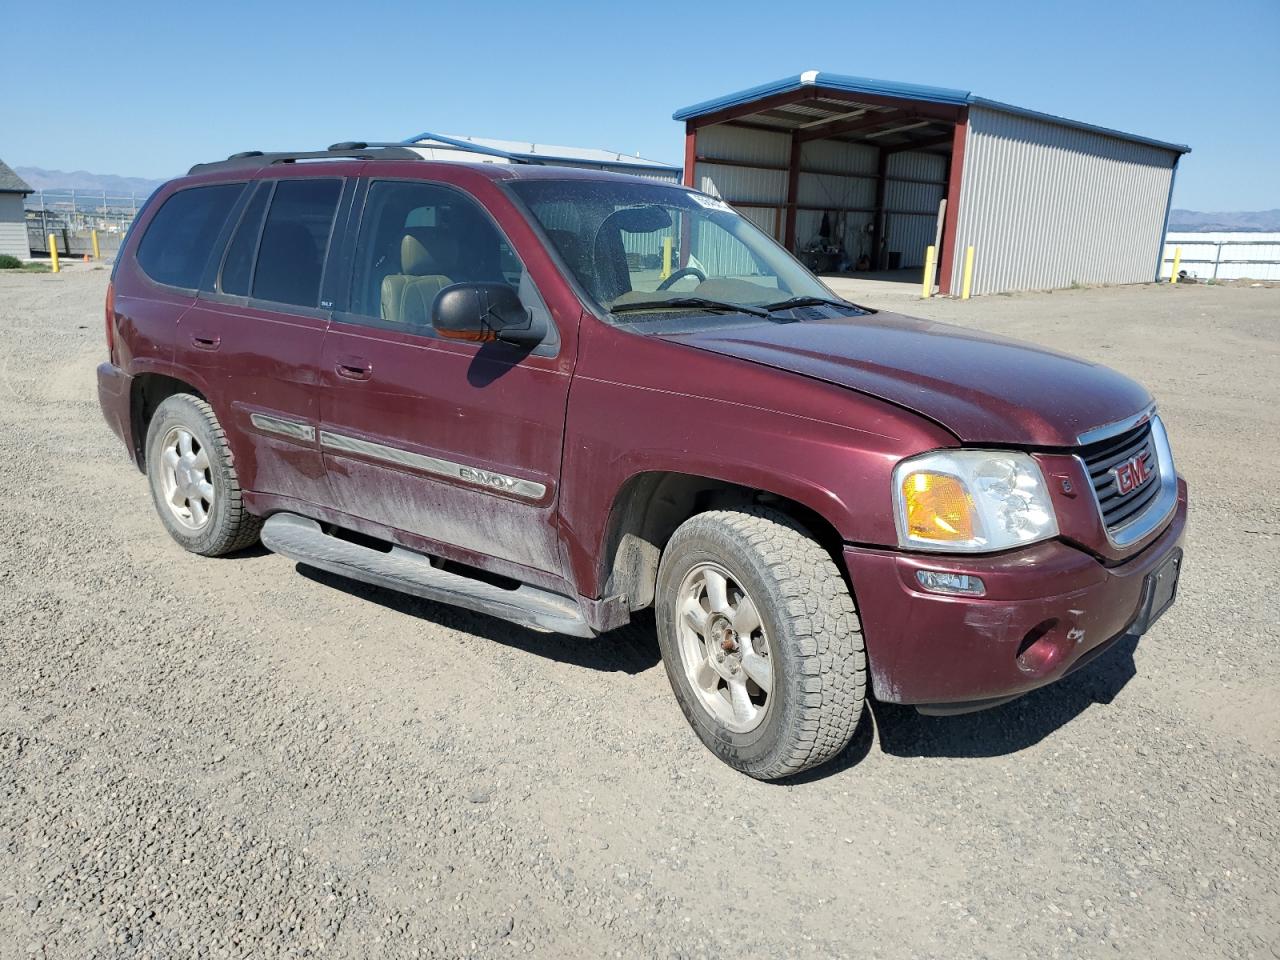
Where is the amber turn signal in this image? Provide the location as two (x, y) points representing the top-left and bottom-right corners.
(900, 472), (976, 542)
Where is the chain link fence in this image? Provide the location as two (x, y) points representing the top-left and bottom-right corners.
(25, 189), (148, 259)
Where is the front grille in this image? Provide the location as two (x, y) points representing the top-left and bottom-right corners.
(1080, 420), (1161, 531)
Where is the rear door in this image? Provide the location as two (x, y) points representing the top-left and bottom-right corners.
(317, 176), (572, 578)
(177, 176), (349, 505)
(115, 180), (245, 384)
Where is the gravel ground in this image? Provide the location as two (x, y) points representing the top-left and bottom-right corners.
(1, 265), (1278, 959)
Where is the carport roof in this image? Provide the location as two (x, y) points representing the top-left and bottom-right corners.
(674, 71), (1191, 155)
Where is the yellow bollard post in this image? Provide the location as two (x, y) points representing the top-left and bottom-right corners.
(660, 236), (672, 281)
(961, 245), (975, 300)
(1170, 246), (1182, 284)
(92, 229), (101, 261)
(921, 245), (936, 298)
(48, 234), (59, 273)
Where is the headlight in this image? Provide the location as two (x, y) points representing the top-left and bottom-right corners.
(892, 450), (1059, 552)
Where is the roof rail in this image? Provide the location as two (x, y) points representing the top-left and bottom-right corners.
(400, 131), (542, 164)
(187, 144), (423, 175)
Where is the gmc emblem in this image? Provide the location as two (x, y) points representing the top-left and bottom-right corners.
(1112, 452), (1152, 496)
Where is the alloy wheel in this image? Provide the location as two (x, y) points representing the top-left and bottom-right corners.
(158, 427), (215, 530)
(675, 562), (774, 733)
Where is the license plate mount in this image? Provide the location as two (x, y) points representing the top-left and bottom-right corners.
(1132, 549), (1182, 636)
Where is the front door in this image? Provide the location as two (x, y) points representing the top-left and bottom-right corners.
(177, 176), (347, 506)
(317, 177), (573, 580)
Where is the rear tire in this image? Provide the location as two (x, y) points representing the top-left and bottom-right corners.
(144, 394), (262, 557)
(655, 507), (867, 780)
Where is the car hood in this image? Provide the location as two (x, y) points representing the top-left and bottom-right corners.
(657, 311), (1153, 447)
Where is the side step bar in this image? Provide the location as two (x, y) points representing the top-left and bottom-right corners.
(261, 513), (595, 638)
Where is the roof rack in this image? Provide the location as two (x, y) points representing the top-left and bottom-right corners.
(400, 131), (543, 164)
(187, 143), (424, 175)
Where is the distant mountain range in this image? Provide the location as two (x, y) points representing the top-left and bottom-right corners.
(15, 166), (169, 197)
(1167, 209), (1280, 232)
(13, 165), (1279, 234)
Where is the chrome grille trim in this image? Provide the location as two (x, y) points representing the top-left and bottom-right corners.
(1075, 404), (1154, 446)
(1074, 414), (1177, 549)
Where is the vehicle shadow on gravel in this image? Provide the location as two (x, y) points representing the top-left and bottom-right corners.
(869, 636), (1140, 760)
(782, 638), (1140, 783)
(297, 566), (661, 674)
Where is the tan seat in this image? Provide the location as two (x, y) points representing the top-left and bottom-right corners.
(380, 229), (456, 325)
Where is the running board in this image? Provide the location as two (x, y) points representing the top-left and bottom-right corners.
(260, 513), (595, 637)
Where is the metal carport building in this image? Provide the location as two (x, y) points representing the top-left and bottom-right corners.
(674, 72), (1190, 295)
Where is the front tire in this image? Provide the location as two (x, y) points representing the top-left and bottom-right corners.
(145, 394), (261, 556)
(656, 507), (867, 780)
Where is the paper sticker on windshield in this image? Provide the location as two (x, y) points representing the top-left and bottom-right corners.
(687, 192), (732, 213)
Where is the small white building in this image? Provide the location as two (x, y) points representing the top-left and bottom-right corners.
(0, 159), (33, 259)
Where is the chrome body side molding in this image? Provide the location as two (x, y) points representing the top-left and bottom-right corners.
(317, 430), (547, 501)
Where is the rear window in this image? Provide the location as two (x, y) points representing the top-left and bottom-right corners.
(135, 183), (244, 289)
(252, 179), (342, 308)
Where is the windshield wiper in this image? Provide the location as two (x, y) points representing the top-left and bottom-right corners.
(760, 295), (859, 313)
(610, 297), (769, 318)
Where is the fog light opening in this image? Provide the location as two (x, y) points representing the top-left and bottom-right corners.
(1016, 619), (1062, 674)
(915, 569), (987, 597)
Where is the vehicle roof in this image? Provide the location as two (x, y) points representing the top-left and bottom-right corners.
(176, 156), (685, 190)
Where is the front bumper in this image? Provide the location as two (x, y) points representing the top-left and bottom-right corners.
(844, 478), (1188, 711)
(97, 362), (137, 467)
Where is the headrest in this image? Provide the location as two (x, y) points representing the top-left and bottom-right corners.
(401, 228), (458, 276)
(607, 205), (671, 234)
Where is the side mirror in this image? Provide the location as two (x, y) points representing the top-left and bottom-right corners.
(431, 282), (542, 348)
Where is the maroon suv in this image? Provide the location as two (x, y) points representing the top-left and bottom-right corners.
(97, 144), (1186, 780)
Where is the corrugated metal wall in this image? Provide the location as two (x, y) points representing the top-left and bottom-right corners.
(885, 151), (946, 269)
(694, 126), (789, 217)
(693, 125), (946, 269)
(952, 106), (1178, 295)
(692, 126), (788, 274)
(796, 140), (876, 264)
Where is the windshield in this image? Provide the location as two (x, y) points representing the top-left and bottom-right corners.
(508, 179), (859, 325)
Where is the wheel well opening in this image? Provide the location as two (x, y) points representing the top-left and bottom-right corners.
(130, 374), (204, 470)
(601, 472), (846, 612)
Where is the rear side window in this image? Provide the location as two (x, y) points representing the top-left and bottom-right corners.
(252, 179), (342, 308)
(135, 183), (244, 289)
(219, 182), (271, 296)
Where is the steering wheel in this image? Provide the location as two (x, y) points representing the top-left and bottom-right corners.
(657, 266), (707, 291)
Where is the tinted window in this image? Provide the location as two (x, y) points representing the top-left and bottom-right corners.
(349, 180), (532, 328)
(252, 179), (341, 308)
(219, 181), (270, 296)
(135, 184), (243, 289)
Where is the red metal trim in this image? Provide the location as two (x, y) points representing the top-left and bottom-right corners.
(681, 126), (696, 267)
(784, 134), (802, 250)
(937, 115), (968, 295)
(683, 126), (697, 187)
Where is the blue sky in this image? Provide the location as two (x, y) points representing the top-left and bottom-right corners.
(1, 0), (1275, 210)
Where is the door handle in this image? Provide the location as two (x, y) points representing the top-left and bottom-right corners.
(335, 356), (372, 381)
(191, 333), (221, 350)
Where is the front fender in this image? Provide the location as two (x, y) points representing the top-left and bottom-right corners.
(559, 322), (954, 598)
